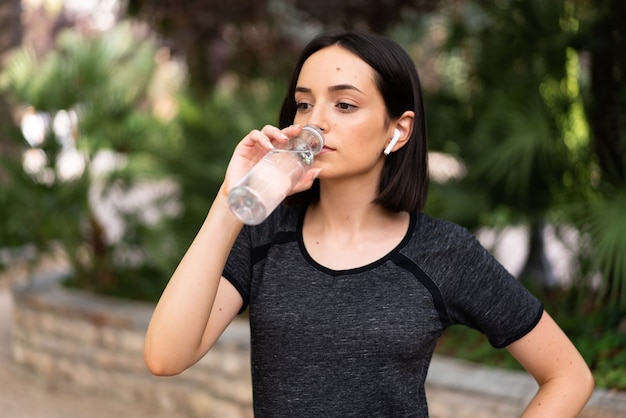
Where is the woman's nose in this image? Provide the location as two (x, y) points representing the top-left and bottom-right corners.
(306, 106), (328, 133)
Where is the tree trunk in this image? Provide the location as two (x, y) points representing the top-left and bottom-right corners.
(0, 0), (24, 186)
(518, 220), (556, 290)
(585, 0), (626, 188)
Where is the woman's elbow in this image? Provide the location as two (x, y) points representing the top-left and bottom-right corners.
(580, 364), (595, 399)
(143, 345), (186, 376)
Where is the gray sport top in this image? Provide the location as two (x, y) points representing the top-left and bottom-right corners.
(223, 206), (543, 417)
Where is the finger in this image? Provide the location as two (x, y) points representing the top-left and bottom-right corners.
(246, 128), (275, 151)
(280, 124), (303, 139)
(260, 125), (293, 148)
(266, 124), (304, 148)
(290, 168), (322, 195)
(309, 167), (323, 180)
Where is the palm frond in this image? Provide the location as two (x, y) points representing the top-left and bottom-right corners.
(467, 91), (567, 214)
(586, 189), (626, 309)
(0, 46), (40, 104)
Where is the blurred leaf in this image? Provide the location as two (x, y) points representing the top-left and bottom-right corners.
(586, 189), (626, 309)
(0, 22), (174, 300)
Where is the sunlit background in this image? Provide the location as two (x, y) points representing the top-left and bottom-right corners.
(1, 0), (625, 395)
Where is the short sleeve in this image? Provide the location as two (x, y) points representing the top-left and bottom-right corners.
(222, 205), (300, 313)
(223, 225), (253, 312)
(435, 227), (543, 348)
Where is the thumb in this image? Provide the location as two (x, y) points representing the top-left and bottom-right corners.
(311, 168), (323, 180)
(290, 168), (323, 195)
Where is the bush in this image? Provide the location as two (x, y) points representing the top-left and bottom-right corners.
(0, 21), (291, 301)
(0, 23), (176, 300)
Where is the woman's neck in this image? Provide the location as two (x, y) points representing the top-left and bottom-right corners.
(302, 181), (410, 270)
(315, 178), (382, 227)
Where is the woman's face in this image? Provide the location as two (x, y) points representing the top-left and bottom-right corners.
(293, 45), (391, 179)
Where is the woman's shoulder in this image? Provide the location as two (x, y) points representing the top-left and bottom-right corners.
(413, 211), (475, 243)
(406, 211), (490, 266)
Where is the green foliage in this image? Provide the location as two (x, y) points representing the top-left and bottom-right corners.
(468, 93), (569, 216)
(0, 23), (174, 300)
(574, 189), (626, 310)
(160, 80), (287, 263)
(427, 0), (578, 223)
(1, 17), (290, 301)
(424, 181), (489, 231)
(417, 0), (626, 307)
(3, 26), (156, 111)
(423, 1), (626, 387)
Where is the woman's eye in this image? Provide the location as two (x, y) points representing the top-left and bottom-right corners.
(337, 102), (356, 111)
(296, 102), (312, 111)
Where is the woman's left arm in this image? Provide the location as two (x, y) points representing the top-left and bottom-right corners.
(507, 310), (594, 417)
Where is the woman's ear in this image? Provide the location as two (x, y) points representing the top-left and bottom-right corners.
(384, 129), (402, 155)
(384, 111), (414, 155)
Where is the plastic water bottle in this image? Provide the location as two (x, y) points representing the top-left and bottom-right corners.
(227, 125), (324, 225)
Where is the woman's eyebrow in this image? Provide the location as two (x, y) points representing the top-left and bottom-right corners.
(295, 84), (364, 94)
(329, 84), (364, 94)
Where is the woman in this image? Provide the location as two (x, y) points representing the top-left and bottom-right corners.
(144, 31), (594, 417)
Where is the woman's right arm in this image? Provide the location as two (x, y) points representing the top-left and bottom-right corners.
(143, 187), (244, 376)
(143, 125), (286, 375)
(143, 124), (312, 376)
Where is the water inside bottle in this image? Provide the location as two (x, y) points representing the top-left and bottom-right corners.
(227, 185), (267, 225)
(227, 125), (322, 225)
(228, 150), (300, 225)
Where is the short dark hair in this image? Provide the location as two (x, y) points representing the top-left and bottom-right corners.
(280, 31), (428, 212)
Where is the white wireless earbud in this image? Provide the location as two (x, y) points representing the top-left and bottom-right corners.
(384, 129), (401, 156)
